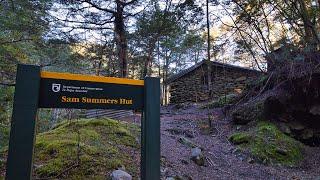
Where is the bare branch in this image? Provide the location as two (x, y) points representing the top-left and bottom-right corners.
(220, 4), (265, 72)
(51, 16), (114, 26)
(81, 0), (116, 14)
(123, 0), (139, 6)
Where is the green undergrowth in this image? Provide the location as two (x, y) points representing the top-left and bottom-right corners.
(229, 122), (303, 166)
(1, 118), (140, 179)
(0, 124), (9, 152)
(201, 94), (238, 109)
(229, 132), (251, 145)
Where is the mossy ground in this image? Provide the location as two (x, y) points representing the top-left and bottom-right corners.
(229, 122), (303, 166)
(0, 118), (140, 179)
(229, 132), (251, 145)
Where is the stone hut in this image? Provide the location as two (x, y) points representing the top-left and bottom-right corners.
(164, 60), (262, 104)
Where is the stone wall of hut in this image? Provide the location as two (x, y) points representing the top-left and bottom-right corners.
(168, 65), (260, 104)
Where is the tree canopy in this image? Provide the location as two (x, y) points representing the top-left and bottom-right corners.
(0, 0), (319, 88)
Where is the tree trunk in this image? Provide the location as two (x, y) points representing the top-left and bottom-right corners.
(143, 55), (150, 77)
(96, 60), (102, 76)
(115, 0), (127, 77)
(297, 0), (319, 49)
(143, 40), (157, 77)
(131, 63), (135, 78)
(158, 39), (161, 77)
(50, 109), (60, 128)
(164, 47), (169, 105)
(206, 0), (212, 93)
(206, 0), (213, 128)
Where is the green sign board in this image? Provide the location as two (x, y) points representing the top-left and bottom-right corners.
(5, 64), (160, 180)
(39, 71), (144, 109)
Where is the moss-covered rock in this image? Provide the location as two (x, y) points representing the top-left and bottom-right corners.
(231, 122), (303, 166)
(229, 132), (251, 145)
(1, 118), (140, 179)
(238, 73), (320, 146)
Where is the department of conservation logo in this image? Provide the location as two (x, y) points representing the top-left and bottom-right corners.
(52, 83), (61, 93)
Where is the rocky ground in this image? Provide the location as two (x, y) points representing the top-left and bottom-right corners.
(1, 104), (319, 179)
(160, 104), (320, 180)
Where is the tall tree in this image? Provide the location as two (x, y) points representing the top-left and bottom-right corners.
(50, 0), (141, 77)
(134, 2), (182, 77)
(132, 0), (203, 77)
(206, 0), (212, 92)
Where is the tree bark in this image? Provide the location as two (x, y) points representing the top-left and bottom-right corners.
(206, 0), (212, 92)
(115, 0), (128, 77)
(158, 39), (161, 77)
(96, 60), (102, 76)
(297, 0), (319, 49)
(143, 38), (158, 77)
(50, 109), (60, 129)
(164, 46), (169, 105)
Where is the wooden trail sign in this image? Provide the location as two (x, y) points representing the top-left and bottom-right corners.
(39, 71), (144, 109)
(5, 64), (160, 180)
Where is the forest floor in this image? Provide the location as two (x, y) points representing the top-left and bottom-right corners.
(1, 105), (320, 179)
(159, 104), (320, 180)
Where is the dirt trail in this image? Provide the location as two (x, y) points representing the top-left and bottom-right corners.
(160, 105), (320, 180)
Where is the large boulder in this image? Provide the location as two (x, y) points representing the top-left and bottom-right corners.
(263, 96), (286, 119)
(229, 122), (303, 166)
(231, 101), (264, 125)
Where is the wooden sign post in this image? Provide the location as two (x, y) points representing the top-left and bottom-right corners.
(5, 64), (160, 180)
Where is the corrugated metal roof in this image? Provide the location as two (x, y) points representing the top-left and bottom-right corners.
(164, 60), (261, 84)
